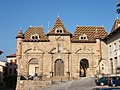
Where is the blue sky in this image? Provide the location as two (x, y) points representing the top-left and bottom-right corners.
(0, 0), (118, 60)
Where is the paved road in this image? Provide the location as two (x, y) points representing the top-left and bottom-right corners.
(39, 77), (96, 90)
(68, 77), (96, 90)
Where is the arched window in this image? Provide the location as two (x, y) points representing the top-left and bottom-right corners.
(31, 34), (40, 40)
(55, 27), (64, 34)
(79, 34), (88, 40)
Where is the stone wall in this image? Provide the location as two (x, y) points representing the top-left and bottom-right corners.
(16, 80), (51, 90)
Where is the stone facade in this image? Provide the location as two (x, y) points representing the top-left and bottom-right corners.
(16, 80), (51, 90)
(16, 17), (109, 80)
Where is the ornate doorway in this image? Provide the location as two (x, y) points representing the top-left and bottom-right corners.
(79, 59), (89, 77)
(54, 59), (64, 76)
(28, 59), (39, 76)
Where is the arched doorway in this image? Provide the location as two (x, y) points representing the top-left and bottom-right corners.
(54, 59), (64, 76)
(79, 59), (89, 77)
(28, 59), (39, 76)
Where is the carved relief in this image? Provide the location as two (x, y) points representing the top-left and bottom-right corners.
(49, 45), (70, 54)
(24, 46), (44, 54)
(76, 46), (93, 54)
(55, 36), (64, 41)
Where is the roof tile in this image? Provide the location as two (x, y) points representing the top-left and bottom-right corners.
(47, 17), (71, 36)
(71, 26), (108, 42)
(23, 26), (49, 42)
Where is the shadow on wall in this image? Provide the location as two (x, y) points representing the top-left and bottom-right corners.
(2, 62), (17, 90)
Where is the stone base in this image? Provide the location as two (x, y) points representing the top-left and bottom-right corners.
(16, 80), (52, 90)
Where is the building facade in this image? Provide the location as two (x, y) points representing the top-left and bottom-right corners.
(6, 54), (17, 76)
(0, 60), (6, 84)
(105, 19), (120, 74)
(16, 17), (109, 79)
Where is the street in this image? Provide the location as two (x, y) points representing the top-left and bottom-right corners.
(39, 77), (97, 90)
(39, 77), (120, 90)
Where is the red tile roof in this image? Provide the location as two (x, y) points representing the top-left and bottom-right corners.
(71, 26), (108, 43)
(47, 17), (71, 36)
(6, 54), (16, 58)
(23, 26), (49, 42)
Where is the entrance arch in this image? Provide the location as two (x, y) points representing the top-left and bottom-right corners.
(79, 59), (89, 77)
(54, 59), (64, 76)
(28, 59), (39, 76)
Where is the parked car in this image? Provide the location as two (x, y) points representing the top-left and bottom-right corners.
(95, 76), (109, 86)
(108, 76), (120, 86)
(92, 88), (120, 90)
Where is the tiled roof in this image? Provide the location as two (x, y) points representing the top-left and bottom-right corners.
(23, 26), (49, 42)
(71, 26), (108, 43)
(47, 17), (71, 36)
(111, 19), (120, 33)
(6, 54), (16, 58)
(16, 29), (24, 38)
(104, 26), (120, 40)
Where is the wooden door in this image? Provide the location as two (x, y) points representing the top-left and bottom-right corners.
(54, 59), (64, 76)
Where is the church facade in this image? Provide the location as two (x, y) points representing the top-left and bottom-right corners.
(16, 17), (109, 79)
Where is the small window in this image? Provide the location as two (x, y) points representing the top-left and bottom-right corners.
(60, 30), (62, 33)
(109, 45), (112, 53)
(79, 34), (88, 40)
(55, 27), (64, 34)
(81, 37), (83, 39)
(10, 60), (12, 63)
(84, 37), (86, 39)
(114, 43), (117, 51)
(31, 34), (39, 40)
(35, 36), (38, 39)
(57, 30), (59, 33)
(32, 36), (34, 39)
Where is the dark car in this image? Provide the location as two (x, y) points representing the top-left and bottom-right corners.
(108, 76), (120, 86)
(95, 76), (109, 86)
(92, 88), (120, 90)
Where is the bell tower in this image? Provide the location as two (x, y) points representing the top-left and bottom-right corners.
(16, 28), (24, 59)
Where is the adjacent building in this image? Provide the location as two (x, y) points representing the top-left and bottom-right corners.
(105, 19), (120, 74)
(0, 60), (6, 84)
(16, 17), (108, 80)
(0, 50), (5, 84)
(6, 54), (17, 76)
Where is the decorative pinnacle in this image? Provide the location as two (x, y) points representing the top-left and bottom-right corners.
(16, 28), (24, 39)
